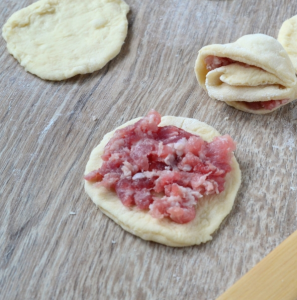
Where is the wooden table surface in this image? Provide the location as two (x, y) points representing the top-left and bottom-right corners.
(1, 1), (297, 299)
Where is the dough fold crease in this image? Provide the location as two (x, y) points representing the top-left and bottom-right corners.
(195, 34), (297, 114)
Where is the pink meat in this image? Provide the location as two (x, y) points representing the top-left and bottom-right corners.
(85, 110), (236, 224)
(84, 170), (103, 182)
(243, 99), (289, 111)
(204, 55), (235, 71)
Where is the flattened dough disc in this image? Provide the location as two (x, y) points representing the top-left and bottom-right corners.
(278, 15), (297, 73)
(84, 116), (241, 247)
(2, 0), (129, 81)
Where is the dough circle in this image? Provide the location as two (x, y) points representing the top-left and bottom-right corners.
(195, 34), (297, 114)
(2, 0), (129, 81)
(84, 116), (241, 247)
(278, 15), (297, 73)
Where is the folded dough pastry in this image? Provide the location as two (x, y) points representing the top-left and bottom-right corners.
(84, 116), (241, 247)
(278, 15), (297, 73)
(195, 34), (297, 114)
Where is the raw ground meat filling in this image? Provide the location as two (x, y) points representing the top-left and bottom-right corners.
(204, 55), (288, 110)
(242, 99), (289, 110)
(205, 55), (235, 71)
(84, 110), (236, 224)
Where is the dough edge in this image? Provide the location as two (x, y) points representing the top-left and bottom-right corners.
(194, 34), (297, 113)
(278, 15), (297, 73)
(84, 116), (241, 247)
(195, 34), (296, 90)
(2, 0), (130, 81)
(205, 63), (296, 103)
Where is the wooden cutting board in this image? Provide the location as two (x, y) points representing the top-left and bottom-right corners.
(1, 1), (297, 299)
(217, 230), (297, 300)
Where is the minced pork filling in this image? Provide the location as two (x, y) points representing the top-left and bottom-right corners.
(85, 110), (236, 224)
(205, 55), (288, 111)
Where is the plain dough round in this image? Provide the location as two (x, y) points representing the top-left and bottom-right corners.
(2, 0), (129, 81)
(195, 34), (297, 114)
(84, 116), (241, 247)
(278, 15), (297, 73)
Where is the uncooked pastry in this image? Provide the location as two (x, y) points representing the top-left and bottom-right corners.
(278, 15), (297, 73)
(195, 34), (297, 114)
(84, 116), (241, 247)
(2, 0), (129, 81)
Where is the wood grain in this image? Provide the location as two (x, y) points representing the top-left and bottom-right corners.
(1, 1), (297, 299)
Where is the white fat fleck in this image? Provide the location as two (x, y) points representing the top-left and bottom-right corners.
(170, 185), (202, 206)
(92, 116), (97, 121)
(110, 153), (120, 160)
(143, 171), (160, 178)
(176, 150), (183, 156)
(132, 173), (146, 180)
(158, 142), (164, 156)
(172, 165), (180, 171)
(166, 196), (181, 203)
(69, 212), (76, 215)
(174, 138), (187, 151)
(185, 189), (201, 205)
(148, 114), (156, 126)
(112, 240), (116, 244)
(191, 173), (211, 189)
(224, 116), (229, 121)
(121, 169), (131, 178)
(164, 154), (175, 165)
(181, 164), (192, 172)
(204, 181), (214, 193)
(290, 187), (297, 191)
(210, 180), (220, 194)
(214, 57), (220, 64)
(121, 161), (134, 178)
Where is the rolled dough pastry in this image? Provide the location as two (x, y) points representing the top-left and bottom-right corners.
(278, 15), (297, 73)
(84, 116), (241, 247)
(2, 0), (129, 81)
(195, 34), (297, 114)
